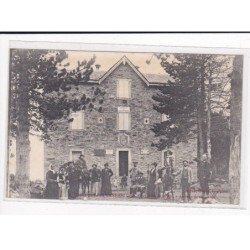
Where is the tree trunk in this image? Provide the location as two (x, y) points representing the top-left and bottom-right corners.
(15, 62), (30, 198)
(229, 55), (243, 205)
(207, 78), (212, 167)
(196, 62), (207, 179)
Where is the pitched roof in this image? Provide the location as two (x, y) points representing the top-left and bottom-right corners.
(88, 56), (170, 86)
(144, 73), (170, 85)
(89, 70), (106, 81)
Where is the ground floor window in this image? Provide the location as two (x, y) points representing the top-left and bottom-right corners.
(162, 149), (175, 168)
(70, 149), (84, 161)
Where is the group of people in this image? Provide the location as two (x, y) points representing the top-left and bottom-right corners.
(128, 153), (212, 202)
(44, 153), (212, 202)
(44, 154), (113, 199)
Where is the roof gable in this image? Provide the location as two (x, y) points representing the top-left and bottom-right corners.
(99, 56), (151, 86)
(88, 56), (170, 86)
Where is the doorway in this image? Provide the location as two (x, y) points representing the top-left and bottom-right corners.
(118, 150), (129, 176)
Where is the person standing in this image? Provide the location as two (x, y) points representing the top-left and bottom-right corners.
(58, 167), (68, 200)
(81, 166), (90, 196)
(133, 172), (147, 198)
(76, 154), (87, 168)
(129, 162), (141, 186)
(100, 163), (113, 196)
(75, 155), (86, 194)
(90, 164), (101, 196)
(120, 174), (128, 190)
(147, 162), (157, 198)
(199, 154), (212, 201)
(68, 162), (79, 199)
(44, 164), (59, 199)
(176, 160), (193, 202)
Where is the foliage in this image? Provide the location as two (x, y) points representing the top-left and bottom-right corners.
(9, 49), (105, 141)
(151, 53), (232, 152)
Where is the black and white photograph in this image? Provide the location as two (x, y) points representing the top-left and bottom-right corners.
(5, 44), (243, 207)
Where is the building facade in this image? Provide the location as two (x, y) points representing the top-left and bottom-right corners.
(44, 56), (197, 181)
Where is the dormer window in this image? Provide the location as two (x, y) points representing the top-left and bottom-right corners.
(117, 79), (131, 99)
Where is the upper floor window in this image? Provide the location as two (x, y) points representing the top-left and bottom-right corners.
(117, 107), (131, 131)
(70, 111), (85, 130)
(117, 79), (131, 99)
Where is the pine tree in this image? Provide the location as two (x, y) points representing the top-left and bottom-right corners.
(151, 53), (232, 174)
(9, 49), (104, 197)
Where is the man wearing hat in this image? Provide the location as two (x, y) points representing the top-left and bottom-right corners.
(129, 162), (142, 186)
(100, 163), (113, 196)
(175, 160), (193, 202)
(199, 154), (212, 201)
(76, 154), (87, 169)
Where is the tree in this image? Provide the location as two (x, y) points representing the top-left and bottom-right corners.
(151, 53), (232, 175)
(229, 55), (243, 205)
(9, 49), (104, 197)
(210, 112), (230, 176)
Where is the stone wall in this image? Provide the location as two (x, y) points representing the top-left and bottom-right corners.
(44, 62), (197, 182)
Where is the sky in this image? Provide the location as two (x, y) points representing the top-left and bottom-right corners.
(65, 51), (166, 74)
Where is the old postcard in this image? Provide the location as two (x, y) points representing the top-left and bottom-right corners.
(5, 42), (244, 207)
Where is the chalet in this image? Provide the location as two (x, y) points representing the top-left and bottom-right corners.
(44, 56), (197, 180)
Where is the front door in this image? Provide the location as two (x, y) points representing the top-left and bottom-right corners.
(119, 151), (129, 176)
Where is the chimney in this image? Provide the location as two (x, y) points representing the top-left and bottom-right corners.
(135, 66), (140, 70)
(95, 64), (101, 70)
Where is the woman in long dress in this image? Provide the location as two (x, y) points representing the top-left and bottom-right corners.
(68, 162), (80, 199)
(147, 162), (157, 198)
(44, 164), (59, 199)
(101, 163), (113, 196)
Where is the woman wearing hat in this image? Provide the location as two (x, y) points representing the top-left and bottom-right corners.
(100, 163), (113, 196)
(147, 162), (158, 198)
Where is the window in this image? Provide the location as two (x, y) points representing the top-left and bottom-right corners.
(161, 114), (169, 122)
(117, 79), (131, 99)
(162, 150), (175, 168)
(70, 111), (84, 130)
(70, 149), (84, 161)
(117, 107), (131, 130)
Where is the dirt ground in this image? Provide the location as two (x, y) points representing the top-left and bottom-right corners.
(77, 187), (230, 205)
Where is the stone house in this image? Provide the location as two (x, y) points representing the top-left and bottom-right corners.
(44, 56), (197, 182)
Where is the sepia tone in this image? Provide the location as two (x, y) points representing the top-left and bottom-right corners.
(6, 48), (243, 206)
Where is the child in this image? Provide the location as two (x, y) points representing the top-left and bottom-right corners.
(120, 175), (127, 190)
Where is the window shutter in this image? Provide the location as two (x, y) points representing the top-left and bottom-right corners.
(117, 79), (131, 99)
(117, 107), (131, 130)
